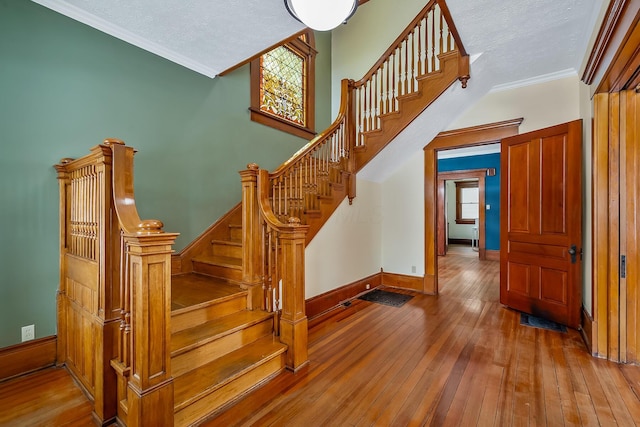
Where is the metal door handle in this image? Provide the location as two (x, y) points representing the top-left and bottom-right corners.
(568, 245), (577, 264)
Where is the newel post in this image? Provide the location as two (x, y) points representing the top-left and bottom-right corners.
(279, 217), (310, 371)
(239, 163), (263, 310)
(125, 220), (178, 427)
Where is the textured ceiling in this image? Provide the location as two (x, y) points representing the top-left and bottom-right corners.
(358, 0), (605, 180)
(32, 0), (306, 77)
(32, 0), (605, 177)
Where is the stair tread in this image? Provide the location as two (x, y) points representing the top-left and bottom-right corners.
(193, 254), (243, 269)
(211, 239), (242, 247)
(171, 310), (274, 355)
(171, 273), (245, 312)
(173, 336), (287, 410)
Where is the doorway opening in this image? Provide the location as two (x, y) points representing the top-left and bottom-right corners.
(422, 118), (523, 295)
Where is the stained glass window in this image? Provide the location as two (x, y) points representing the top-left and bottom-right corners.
(260, 46), (306, 125)
(250, 31), (316, 140)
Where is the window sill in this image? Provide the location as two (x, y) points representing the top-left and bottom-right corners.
(455, 219), (476, 225)
(250, 108), (316, 140)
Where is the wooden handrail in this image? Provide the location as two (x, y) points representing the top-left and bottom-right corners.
(436, 0), (467, 56)
(246, 0), (469, 372)
(108, 140), (178, 426)
(261, 0), (469, 230)
(270, 79), (353, 179)
(355, 0), (439, 86)
(111, 141), (165, 235)
(258, 169), (289, 228)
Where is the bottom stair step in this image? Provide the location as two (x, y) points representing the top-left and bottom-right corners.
(173, 336), (287, 426)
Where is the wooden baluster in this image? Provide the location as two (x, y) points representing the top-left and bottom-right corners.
(446, 15), (452, 51)
(273, 230), (280, 336)
(372, 71), (377, 130)
(411, 30), (416, 93)
(368, 79), (372, 133)
(439, 7), (444, 62)
(261, 223), (267, 311)
(385, 59), (390, 114)
(391, 51), (396, 111)
(417, 20), (423, 77)
(298, 164), (303, 219)
(267, 228), (273, 312)
(431, 8), (436, 73)
(360, 86), (365, 144)
(404, 37), (409, 95)
(356, 87), (361, 146)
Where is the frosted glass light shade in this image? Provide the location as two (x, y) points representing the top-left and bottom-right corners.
(285, 0), (358, 31)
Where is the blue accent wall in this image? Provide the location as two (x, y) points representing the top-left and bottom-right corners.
(438, 153), (501, 250)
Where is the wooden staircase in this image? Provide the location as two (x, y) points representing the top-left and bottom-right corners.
(170, 211), (287, 426)
(170, 274), (285, 426)
(54, 1), (468, 426)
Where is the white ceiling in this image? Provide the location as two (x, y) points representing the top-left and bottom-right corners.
(32, 0), (307, 77)
(31, 0), (606, 174)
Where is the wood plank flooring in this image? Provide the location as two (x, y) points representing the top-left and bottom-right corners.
(1, 245), (638, 426)
(206, 247), (640, 426)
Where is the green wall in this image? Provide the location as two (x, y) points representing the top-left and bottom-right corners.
(0, 0), (332, 347)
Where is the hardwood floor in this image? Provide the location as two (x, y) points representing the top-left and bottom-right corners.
(1, 248), (639, 426)
(207, 249), (639, 426)
(0, 367), (94, 426)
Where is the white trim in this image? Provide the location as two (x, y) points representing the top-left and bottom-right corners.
(489, 68), (578, 93)
(31, 0), (219, 78)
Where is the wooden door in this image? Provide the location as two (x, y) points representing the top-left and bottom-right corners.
(500, 120), (582, 328)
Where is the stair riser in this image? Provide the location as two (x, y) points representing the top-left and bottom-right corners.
(172, 319), (274, 377)
(174, 353), (285, 426)
(172, 296), (246, 334)
(193, 261), (243, 282)
(212, 243), (242, 259)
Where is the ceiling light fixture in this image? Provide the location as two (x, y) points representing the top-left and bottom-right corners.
(284, 0), (358, 32)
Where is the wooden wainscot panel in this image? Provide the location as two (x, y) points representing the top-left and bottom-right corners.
(306, 272), (382, 320)
(0, 336), (57, 382)
(65, 255), (98, 291)
(381, 271), (424, 292)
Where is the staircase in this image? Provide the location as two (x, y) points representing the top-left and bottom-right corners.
(55, 1), (469, 426)
(170, 275), (285, 425)
(169, 208), (288, 426)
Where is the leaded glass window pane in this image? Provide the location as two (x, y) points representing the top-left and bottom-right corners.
(260, 46), (306, 126)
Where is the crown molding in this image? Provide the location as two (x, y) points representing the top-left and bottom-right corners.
(31, 0), (218, 78)
(489, 69), (578, 93)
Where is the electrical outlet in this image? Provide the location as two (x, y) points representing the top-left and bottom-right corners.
(21, 325), (35, 342)
(411, 265), (416, 273)
(365, 284), (370, 290)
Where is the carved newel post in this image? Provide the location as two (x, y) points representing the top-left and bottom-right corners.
(279, 217), (310, 371)
(239, 163), (263, 310)
(125, 220), (178, 427)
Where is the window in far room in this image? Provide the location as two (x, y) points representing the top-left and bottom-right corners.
(455, 180), (479, 224)
(250, 31), (316, 139)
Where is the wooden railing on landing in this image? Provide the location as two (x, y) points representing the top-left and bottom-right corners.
(56, 139), (177, 427)
(261, 0), (469, 242)
(240, 0), (469, 371)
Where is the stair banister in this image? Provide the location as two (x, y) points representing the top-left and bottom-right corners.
(109, 141), (178, 427)
(257, 169), (310, 370)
